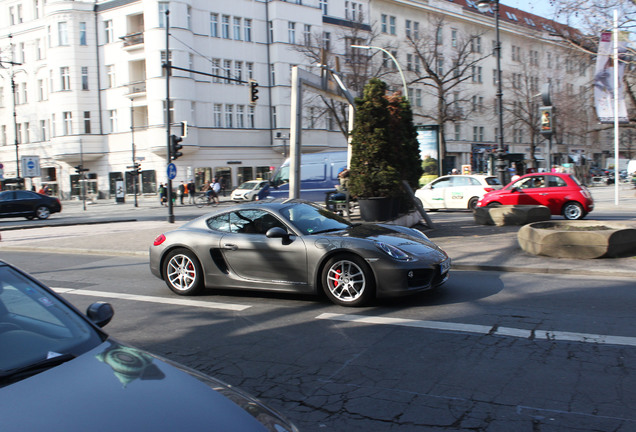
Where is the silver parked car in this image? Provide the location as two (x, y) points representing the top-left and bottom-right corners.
(149, 200), (451, 306)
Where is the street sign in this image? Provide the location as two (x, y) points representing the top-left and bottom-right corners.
(21, 155), (41, 178)
(167, 163), (177, 180)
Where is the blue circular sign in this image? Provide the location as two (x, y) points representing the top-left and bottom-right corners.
(27, 160), (36, 170)
(167, 163), (177, 180)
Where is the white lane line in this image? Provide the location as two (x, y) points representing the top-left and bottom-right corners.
(316, 313), (636, 348)
(52, 288), (251, 311)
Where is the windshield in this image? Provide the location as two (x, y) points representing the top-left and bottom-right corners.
(0, 265), (103, 380)
(270, 165), (289, 187)
(280, 203), (351, 235)
(237, 181), (260, 190)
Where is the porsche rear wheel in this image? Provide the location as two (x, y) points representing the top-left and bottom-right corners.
(164, 248), (204, 296)
(322, 254), (375, 307)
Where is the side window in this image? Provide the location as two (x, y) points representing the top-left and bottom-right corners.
(206, 213), (230, 232)
(431, 178), (451, 189)
(230, 210), (285, 235)
(0, 192), (13, 201)
(332, 163), (347, 180)
(15, 191), (32, 199)
(301, 163), (326, 181)
(546, 175), (567, 187)
(468, 177), (482, 186)
(451, 176), (470, 187)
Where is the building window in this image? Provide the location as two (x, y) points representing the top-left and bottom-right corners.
(214, 104), (222, 127)
(247, 62), (254, 79)
(104, 20), (113, 43)
(163, 100), (174, 124)
(268, 21), (274, 43)
(322, 32), (331, 51)
(237, 105), (245, 128)
(109, 110), (117, 133)
(79, 22), (87, 45)
(84, 111), (91, 133)
(234, 61), (243, 83)
(211, 59), (221, 83)
(158, 2), (168, 28)
(244, 19), (252, 42)
(21, 83), (28, 104)
(9, 6), (15, 25)
(270, 64), (276, 86)
(37, 80), (44, 101)
(233, 17), (242, 40)
(454, 123), (461, 140)
(288, 22), (296, 44)
(389, 16), (396, 35)
(106, 65), (115, 88)
(51, 114), (56, 137)
(248, 106), (255, 128)
(16, 124), (22, 144)
(472, 66), (482, 83)
(413, 21), (419, 39)
(471, 36), (481, 53)
(60, 67), (71, 90)
(222, 15), (230, 39)
(225, 105), (234, 128)
(210, 13), (218, 37)
(381, 15), (387, 33)
(224, 60), (232, 84)
(58, 22), (69, 46)
(451, 29), (457, 48)
(436, 26), (443, 44)
(40, 120), (47, 141)
(415, 89), (422, 107)
(272, 106), (277, 129)
(81, 67), (89, 90)
(187, 6), (192, 30)
(405, 20), (411, 38)
(304, 24), (311, 46)
(437, 58), (444, 75)
(63, 112), (72, 135)
(36, 39), (42, 60)
(320, 0), (328, 15)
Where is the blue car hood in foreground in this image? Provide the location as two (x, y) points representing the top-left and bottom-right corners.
(0, 341), (295, 432)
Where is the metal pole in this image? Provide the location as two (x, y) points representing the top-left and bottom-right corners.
(351, 45), (408, 100)
(493, 1), (508, 186)
(9, 34), (20, 182)
(613, 9), (620, 205)
(165, 10), (175, 223)
(130, 99), (138, 207)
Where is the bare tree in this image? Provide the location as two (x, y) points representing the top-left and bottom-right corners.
(406, 17), (491, 163)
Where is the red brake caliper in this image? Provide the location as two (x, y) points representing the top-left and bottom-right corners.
(334, 268), (341, 287)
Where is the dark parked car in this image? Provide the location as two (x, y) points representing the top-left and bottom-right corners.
(149, 200), (450, 306)
(0, 260), (298, 432)
(0, 190), (62, 220)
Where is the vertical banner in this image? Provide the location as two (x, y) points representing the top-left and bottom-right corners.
(416, 125), (440, 176)
(594, 31), (629, 123)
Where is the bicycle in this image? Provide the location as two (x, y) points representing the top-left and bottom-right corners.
(194, 192), (219, 208)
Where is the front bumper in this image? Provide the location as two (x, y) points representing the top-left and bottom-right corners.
(371, 257), (451, 298)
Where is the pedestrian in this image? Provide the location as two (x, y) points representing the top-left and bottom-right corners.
(158, 183), (166, 206)
(212, 178), (221, 204)
(178, 181), (185, 205)
(188, 179), (196, 204)
(182, 181), (188, 205)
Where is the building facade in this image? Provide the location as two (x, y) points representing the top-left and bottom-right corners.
(0, 0), (599, 199)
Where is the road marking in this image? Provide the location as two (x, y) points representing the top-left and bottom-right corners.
(316, 313), (636, 348)
(53, 288), (251, 311)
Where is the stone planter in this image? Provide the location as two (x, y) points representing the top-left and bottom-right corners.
(474, 205), (551, 226)
(518, 221), (636, 259)
(358, 197), (401, 222)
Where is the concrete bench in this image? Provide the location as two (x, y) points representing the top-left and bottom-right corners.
(518, 221), (636, 259)
(474, 205), (551, 227)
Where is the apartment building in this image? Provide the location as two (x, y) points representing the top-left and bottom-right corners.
(0, 0), (595, 198)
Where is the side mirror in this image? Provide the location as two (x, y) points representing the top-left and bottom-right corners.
(511, 187), (519, 192)
(266, 227), (289, 239)
(87, 302), (114, 328)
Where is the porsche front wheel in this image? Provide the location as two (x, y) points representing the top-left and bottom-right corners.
(163, 248), (204, 296)
(322, 254), (375, 307)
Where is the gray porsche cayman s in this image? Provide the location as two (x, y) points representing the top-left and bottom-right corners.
(149, 200), (450, 306)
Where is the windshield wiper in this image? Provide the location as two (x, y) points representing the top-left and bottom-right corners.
(0, 353), (76, 386)
(312, 227), (347, 234)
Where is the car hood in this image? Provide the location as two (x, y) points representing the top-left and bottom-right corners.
(0, 340), (295, 432)
(329, 223), (448, 257)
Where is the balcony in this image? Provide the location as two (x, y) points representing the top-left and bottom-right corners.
(127, 81), (147, 97)
(120, 32), (144, 50)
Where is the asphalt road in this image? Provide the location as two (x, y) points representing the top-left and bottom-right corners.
(2, 249), (635, 431)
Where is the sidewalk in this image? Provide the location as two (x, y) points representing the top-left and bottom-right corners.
(1, 185), (635, 278)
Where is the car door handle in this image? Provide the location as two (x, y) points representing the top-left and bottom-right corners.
(223, 243), (238, 250)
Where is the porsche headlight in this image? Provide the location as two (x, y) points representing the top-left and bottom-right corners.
(375, 241), (411, 261)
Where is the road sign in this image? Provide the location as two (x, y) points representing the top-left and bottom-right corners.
(21, 155), (41, 178)
(167, 163), (177, 180)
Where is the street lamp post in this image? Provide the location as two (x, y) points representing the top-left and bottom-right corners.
(477, 0), (508, 186)
(351, 45), (408, 100)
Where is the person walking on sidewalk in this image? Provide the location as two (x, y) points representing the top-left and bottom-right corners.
(178, 181), (185, 205)
(158, 183), (166, 206)
(188, 179), (196, 204)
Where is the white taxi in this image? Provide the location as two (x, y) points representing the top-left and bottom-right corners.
(415, 174), (502, 210)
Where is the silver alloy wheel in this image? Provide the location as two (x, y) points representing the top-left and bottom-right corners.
(326, 259), (366, 303)
(167, 253), (198, 292)
(563, 202), (583, 220)
(35, 206), (51, 219)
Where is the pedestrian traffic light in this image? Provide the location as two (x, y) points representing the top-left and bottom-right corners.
(170, 134), (183, 160)
(249, 79), (259, 104)
(539, 106), (553, 136)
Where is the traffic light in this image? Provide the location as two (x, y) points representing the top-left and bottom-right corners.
(133, 162), (142, 175)
(179, 120), (188, 138)
(170, 134), (183, 160)
(539, 106), (553, 136)
(249, 79), (259, 104)
(74, 164), (89, 174)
